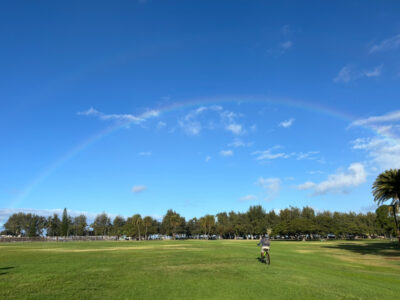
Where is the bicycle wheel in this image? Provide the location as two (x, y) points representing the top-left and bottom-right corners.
(265, 252), (270, 265)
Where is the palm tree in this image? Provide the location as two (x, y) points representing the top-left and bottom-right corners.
(143, 216), (153, 240)
(372, 169), (400, 244)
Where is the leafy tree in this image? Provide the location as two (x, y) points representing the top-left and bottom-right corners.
(186, 217), (201, 237)
(73, 215), (87, 236)
(161, 210), (185, 239)
(112, 216), (126, 238)
(199, 215), (215, 239)
(372, 169), (400, 243)
(46, 214), (61, 236)
(92, 213), (111, 236)
(142, 216), (154, 240)
(247, 206), (267, 238)
(216, 212), (229, 239)
(61, 208), (69, 237)
(4, 213), (25, 236)
(376, 205), (396, 237)
(131, 214), (143, 240)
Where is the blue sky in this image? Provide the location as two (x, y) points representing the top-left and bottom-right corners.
(1, 1), (400, 223)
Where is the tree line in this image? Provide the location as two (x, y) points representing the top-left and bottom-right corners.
(2, 205), (397, 239)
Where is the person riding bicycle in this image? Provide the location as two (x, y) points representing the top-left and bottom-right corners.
(257, 234), (270, 259)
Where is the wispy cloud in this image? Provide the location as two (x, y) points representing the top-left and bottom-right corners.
(157, 121), (166, 129)
(370, 34), (400, 53)
(132, 185), (147, 193)
(351, 110), (400, 127)
(297, 163), (367, 195)
(225, 123), (245, 135)
(279, 118), (295, 128)
(205, 155), (211, 162)
(334, 66), (353, 83)
(240, 194), (257, 202)
(256, 177), (281, 201)
(296, 151), (319, 160)
(350, 110), (400, 170)
(78, 107), (160, 124)
(220, 110), (246, 135)
(334, 65), (383, 83)
(352, 137), (400, 170)
(252, 147), (289, 160)
(364, 65), (383, 77)
(228, 138), (253, 148)
(280, 41), (293, 50)
(178, 105), (222, 135)
(220, 150), (234, 157)
(307, 170), (325, 175)
(138, 152), (152, 156)
(252, 147), (318, 161)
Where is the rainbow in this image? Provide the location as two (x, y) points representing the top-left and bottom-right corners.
(8, 96), (394, 208)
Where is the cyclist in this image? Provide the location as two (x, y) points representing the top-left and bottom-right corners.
(257, 234), (270, 260)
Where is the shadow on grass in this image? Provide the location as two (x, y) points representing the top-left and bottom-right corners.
(322, 242), (400, 257)
(256, 257), (270, 265)
(0, 266), (14, 276)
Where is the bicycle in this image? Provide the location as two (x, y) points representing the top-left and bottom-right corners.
(261, 247), (270, 265)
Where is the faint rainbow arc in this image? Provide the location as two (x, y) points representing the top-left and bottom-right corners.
(8, 96), (389, 208)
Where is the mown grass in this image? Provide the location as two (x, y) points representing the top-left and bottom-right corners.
(0, 240), (399, 299)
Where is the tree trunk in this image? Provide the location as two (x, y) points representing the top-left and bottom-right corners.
(392, 204), (400, 245)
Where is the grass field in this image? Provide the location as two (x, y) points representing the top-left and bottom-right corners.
(1, 240), (399, 299)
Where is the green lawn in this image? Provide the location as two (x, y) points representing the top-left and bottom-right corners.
(1, 240), (399, 299)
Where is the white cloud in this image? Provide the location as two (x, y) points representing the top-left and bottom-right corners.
(157, 121), (166, 129)
(351, 110), (400, 127)
(226, 123), (244, 135)
(178, 106), (247, 136)
(178, 120), (201, 135)
(370, 34), (400, 53)
(205, 155), (211, 162)
(252, 147), (289, 160)
(279, 118), (295, 128)
(352, 137), (400, 170)
(228, 138), (253, 148)
(280, 41), (293, 50)
(252, 147), (318, 161)
(78, 107), (159, 124)
(334, 66), (353, 83)
(220, 110), (246, 135)
(297, 181), (316, 190)
(296, 151), (319, 160)
(178, 105), (223, 135)
(138, 152), (152, 156)
(307, 170), (325, 175)
(256, 177), (281, 201)
(220, 150), (234, 157)
(364, 65), (383, 77)
(240, 195), (257, 202)
(350, 110), (400, 170)
(297, 163), (367, 195)
(334, 65), (382, 83)
(132, 185), (147, 193)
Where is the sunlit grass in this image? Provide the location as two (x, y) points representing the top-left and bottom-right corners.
(1, 240), (399, 299)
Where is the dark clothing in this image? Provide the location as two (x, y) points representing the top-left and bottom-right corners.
(258, 237), (270, 247)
